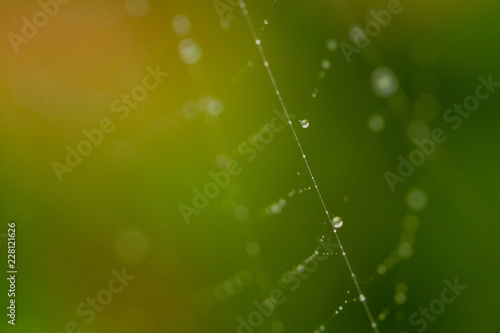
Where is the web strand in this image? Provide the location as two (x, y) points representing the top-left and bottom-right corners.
(237, 1), (379, 331)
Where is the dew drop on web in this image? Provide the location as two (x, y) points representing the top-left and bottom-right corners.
(300, 119), (309, 128)
(332, 216), (343, 229)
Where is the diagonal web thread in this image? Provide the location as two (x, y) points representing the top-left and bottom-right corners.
(237, 1), (380, 331)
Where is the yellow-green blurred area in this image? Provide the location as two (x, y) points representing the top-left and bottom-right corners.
(1, 0), (500, 332)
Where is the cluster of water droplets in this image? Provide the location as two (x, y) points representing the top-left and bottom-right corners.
(312, 287), (372, 332)
(260, 185), (316, 218)
(235, 1), (383, 331)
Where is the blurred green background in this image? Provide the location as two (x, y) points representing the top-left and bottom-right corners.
(1, 0), (499, 332)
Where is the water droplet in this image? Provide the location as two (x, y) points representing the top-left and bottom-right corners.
(271, 204), (281, 214)
(178, 38), (203, 65)
(403, 214), (420, 232)
(332, 216), (343, 229)
(172, 15), (191, 37)
(339, 306), (343, 310)
(368, 114), (385, 133)
(264, 20), (269, 25)
(406, 188), (428, 212)
(326, 38), (338, 51)
(246, 242), (260, 256)
(235, 206), (249, 220)
(220, 19), (231, 30)
(125, 0), (150, 18)
(319, 325), (325, 331)
(398, 242), (413, 258)
(377, 265), (387, 275)
(206, 99), (224, 117)
(378, 312), (387, 321)
(114, 230), (150, 265)
(297, 264), (305, 272)
(372, 67), (399, 98)
(300, 119), (309, 128)
(272, 321), (284, 333)
(407, 120), (431, 142)
(321, 59), (331, 70)
(413, 93), (440, 122)
(255, 39), (261, 45)
(359, 294), (366, 302)
(396, 282), (408, 293)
